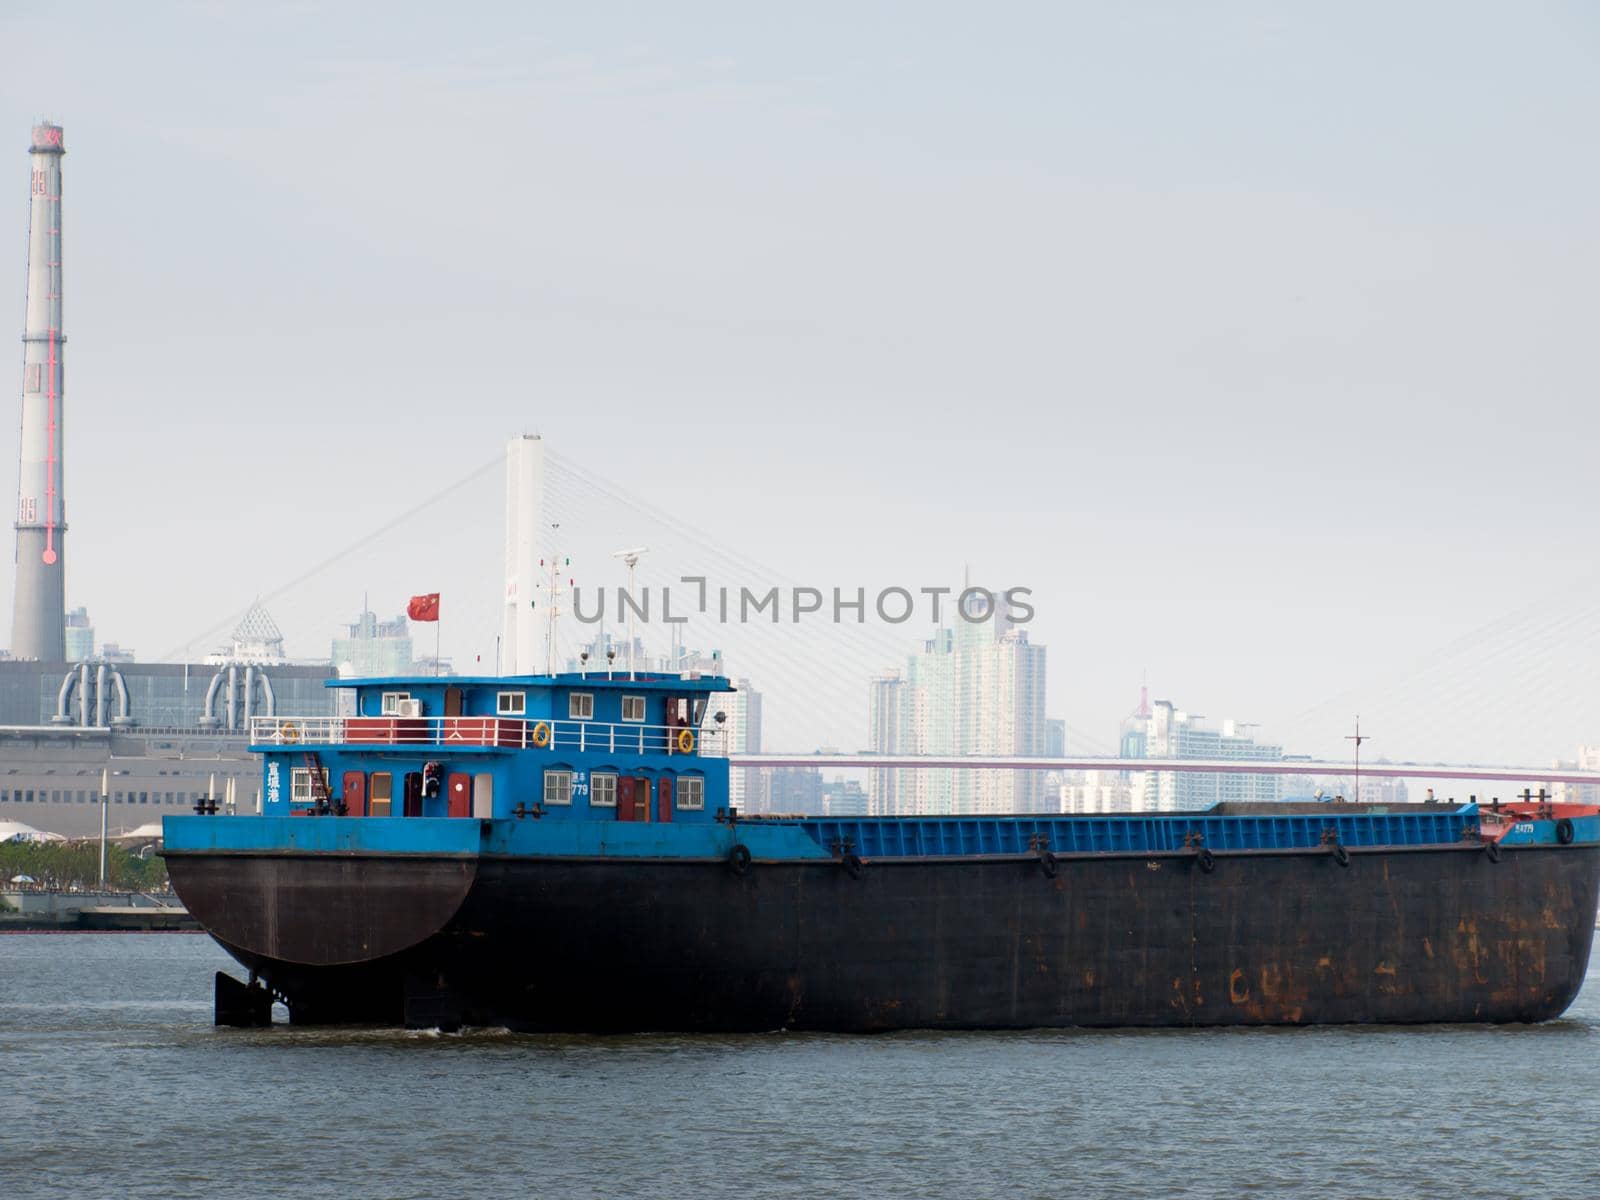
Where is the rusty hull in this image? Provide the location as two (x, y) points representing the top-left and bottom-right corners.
(164, 842), (1600, 1031)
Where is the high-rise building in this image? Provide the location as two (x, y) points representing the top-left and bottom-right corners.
(333, 610), (414, 678)
(1357, 774), (1409, 805)
(866, 671), (908, 814)
(868, 586), (1048, 815)
(1059, 769), (1138, 814)
(712, 677), (764, 813)
(767, 766), (823, 815)
(822, 777), (868, 816)
(1553, 746), (1600, 806)
(64, 607), (93, 661)
(954, 607), (1048, 812)
(100, 642), (135, 664)
(1133, 700), (1283, 811)
(10, 122), (68, 662)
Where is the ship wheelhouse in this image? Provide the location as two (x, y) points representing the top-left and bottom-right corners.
(247, 672), (735, 824)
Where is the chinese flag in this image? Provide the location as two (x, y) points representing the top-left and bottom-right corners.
(407, 593), (440, 622)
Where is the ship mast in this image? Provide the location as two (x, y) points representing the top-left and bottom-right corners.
(543, 523), (563, 676)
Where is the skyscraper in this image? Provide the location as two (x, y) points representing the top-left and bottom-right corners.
(868, 586), (1048, 815)
(63, 606), (93, 661)
(10, 122), (68, 662)
(712, 677), (765, 813)
(952, 605), (1048, 812)
(866, 671), (907, 814)
(332, 610), (415, 678)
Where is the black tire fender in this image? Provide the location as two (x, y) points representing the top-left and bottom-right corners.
(1039, 850), (1058, 879)
(1557, 818), (1576, 846)
(1332, 842), (1351, 868)
(1196, 847), (1215, 874)
(842, 852), (864, 879)
(1484, 839), (1502, 864)
(727, 843), (752, 876)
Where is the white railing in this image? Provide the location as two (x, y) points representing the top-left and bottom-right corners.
(248, 715), (728, 758)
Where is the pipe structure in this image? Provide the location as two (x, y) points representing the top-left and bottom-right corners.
(200, 671), (225, 727)
(10, 122), (68, 661)
(53, 667), (73, 721)
(258, 670), (276, 719)
(111, 666), (128, 722)
(93, 661), (106, 727)
(77, 661), (89, 726)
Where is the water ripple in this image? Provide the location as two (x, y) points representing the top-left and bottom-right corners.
(1, 933), (1596, 1199)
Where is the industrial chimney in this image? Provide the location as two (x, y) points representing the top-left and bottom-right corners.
(10, 121), (67, 662)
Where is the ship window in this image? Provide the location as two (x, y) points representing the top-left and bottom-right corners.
(590, 772), (617, 807)
(678, 777), (705, 810)
(621, 695), (646, 723)
(370, 771), (393, 817)
(544, 769), (573, 806)
(380, 692), (411, 716)
(497, 691), (526, 716)
(290, 767), (329, 803)
(568, 693), (594, 720)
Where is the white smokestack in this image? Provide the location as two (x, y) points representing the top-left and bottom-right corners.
(10, 120), (68, 662)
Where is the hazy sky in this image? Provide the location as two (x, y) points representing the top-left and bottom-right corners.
(2, 2), (1598, 763)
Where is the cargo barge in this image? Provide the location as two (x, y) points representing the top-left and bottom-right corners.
(161, 671), (1600, 1031)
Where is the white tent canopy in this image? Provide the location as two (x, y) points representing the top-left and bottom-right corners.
(112, 823), (165, 842)
(0, 820), (66, 844)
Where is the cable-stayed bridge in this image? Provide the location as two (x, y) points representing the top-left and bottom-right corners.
(164, 445), (1600, 785)
(735, 754), (1600, 788)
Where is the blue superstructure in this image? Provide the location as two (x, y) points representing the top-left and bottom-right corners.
(246, 671), (733, 826)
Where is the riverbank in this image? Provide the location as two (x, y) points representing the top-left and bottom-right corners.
(0, 889), (196, 932)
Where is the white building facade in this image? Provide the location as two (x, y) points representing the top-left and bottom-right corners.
(868, 591), (1048, 816)
(1135, 700), (1283, 811)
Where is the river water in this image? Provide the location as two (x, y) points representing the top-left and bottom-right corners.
(1, 933), (1596, 1199)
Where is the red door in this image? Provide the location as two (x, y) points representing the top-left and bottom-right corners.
(616, 776), (635, 822)
(342, 771), (367, 817)
(447, 773), (472, 818)
(657, 777), (673, 823)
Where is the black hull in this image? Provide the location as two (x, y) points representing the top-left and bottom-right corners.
(166, 844), (1600, 1031)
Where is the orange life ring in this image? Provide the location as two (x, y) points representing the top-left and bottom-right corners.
(531, 721), (552, 748)
(677, 728), (695, 754)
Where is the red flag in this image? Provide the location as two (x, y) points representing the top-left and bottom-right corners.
(407, 593), (440, 622)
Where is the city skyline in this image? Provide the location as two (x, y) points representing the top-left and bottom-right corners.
(3, 6), (1599, 768)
